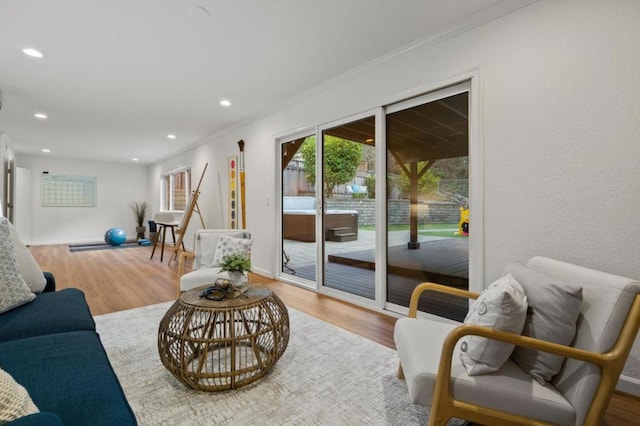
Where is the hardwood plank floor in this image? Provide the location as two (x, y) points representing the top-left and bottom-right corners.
(29, 244), (640, 425)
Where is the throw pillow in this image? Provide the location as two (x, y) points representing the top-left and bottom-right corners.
(211, 235), (253, 267)
(504, 263), (583, 384)
(0, 367), (39, 422)
(7, 221), (46, 293)
(0, 218), (36, 314)
(459, 274), (528, 375)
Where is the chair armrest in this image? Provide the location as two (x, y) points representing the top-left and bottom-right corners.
(43, 272), (56, 292)
(408, 283), (480, 318)
(442, 324), (608, 371)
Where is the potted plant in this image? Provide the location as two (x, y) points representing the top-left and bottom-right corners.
(219, 253), (251, 287)
(128, 201), (149, 240)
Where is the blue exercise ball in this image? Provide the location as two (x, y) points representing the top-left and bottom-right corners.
(104, 228), (127, 246)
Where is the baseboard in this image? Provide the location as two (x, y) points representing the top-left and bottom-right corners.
(251, 266), (273, 279)
(29, 238), (105, 246)
(617, 375), (640, 396)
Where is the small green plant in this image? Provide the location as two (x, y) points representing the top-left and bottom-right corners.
(128, 201), (149, 227)
(219, 253), (251, 273)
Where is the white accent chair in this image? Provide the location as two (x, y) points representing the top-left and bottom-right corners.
(394, 256), (640, 426)
(177, 229), (251, 297)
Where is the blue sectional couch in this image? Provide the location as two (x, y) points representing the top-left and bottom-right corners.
(0, 274), (137, 425)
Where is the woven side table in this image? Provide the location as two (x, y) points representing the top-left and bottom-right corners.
(158, 285), (289, 391)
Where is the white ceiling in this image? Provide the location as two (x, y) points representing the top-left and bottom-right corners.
(0, 0), (525, 165)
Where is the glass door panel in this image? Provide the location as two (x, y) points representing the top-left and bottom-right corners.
(321, 115), (376, 299)
(280, 136), (317, 282)
(386, 90), (470, 321)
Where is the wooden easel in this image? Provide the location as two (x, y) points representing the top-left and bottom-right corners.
(169, 163), (207, 265)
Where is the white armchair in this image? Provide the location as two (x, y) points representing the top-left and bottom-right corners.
(177, 229), (251, 297)
(394, 256), (640, 426)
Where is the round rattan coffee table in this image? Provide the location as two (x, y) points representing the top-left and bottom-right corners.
(158, 285), (289, 391)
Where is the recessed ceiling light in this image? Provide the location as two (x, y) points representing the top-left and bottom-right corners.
(23, 48), (44, 58)
(220, 100), (231, 107)
(132, 158), (139, 162)
(167, 134), (176, 139)
(34, 113), (48, 119)
(42, 148), (50, 153)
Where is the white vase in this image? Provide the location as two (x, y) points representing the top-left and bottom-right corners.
(227, 271), (244, 287)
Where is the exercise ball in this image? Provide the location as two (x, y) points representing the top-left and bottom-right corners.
(104, 228), (127, 246)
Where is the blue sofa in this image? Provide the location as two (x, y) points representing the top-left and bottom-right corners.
(0, 273), (137, 425)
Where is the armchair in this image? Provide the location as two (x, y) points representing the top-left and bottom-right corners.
(177, 229), (251, 297)
(394, 256), (640, 426)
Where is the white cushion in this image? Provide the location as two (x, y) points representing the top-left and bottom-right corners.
(7, 221), (46, 293)
(0, 218), (36, 314)
(504, 263), (583, 384)
(0, 367), (39, 423)
(394, 317), (575, 425)
(459, 274), (528, 375)
(211, 235), (253, 267)
(180, 267), (226, 293)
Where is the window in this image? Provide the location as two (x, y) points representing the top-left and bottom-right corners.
(162, 168), (191, 211)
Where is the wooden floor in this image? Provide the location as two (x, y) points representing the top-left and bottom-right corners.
(29, 244), (640, 425)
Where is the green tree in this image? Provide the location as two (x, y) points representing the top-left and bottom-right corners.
(397, 162), (441, 198)
(301, 136), (363, 198)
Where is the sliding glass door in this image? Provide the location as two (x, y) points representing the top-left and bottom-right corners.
(385, 83), (471, 321)
(277, 79), (479, 319)
(320, 115), (376, 300)
(279, 134), (317, 286)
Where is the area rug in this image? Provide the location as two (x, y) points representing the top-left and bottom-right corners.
(95, 302), (465, 425)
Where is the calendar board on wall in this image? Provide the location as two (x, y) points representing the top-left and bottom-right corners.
(41, 175), (97, 207)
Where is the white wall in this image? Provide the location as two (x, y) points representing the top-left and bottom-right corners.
(17, 154), (150, 245)
(150, 0), (640, 282)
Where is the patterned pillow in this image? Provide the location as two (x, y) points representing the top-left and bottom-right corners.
(212, 235), (253, 266)
(0, 218), (36, 314)
(7, 220), (46, 293)
(459, 274), (528, 375)
(0, 367), (39, 422)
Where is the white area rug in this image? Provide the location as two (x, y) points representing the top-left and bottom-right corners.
(95, 302), (464, 425)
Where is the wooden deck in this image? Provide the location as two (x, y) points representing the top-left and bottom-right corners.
(329, 238), (469, 287)
(285, 237), (470, 321)
(293, 261), (468, 322)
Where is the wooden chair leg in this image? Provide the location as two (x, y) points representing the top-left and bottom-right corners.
(397, 363), (405, 380)
(160, 225), (168, 262)
(150, 225), (161, 259)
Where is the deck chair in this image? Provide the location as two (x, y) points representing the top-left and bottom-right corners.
(177, 229), (251, 297)
(394, 256), (640, 426)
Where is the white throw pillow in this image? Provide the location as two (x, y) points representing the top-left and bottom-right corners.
(7, 221), (46, 293)
(0, 367), (39, 423)
(459, 274), (528, 375)
(0, 218), (36, 314)
(211, 235), (253, 266)
(504, 263), (583, 384)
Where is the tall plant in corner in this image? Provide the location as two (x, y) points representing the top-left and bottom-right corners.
(129, 201), (149, 240)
